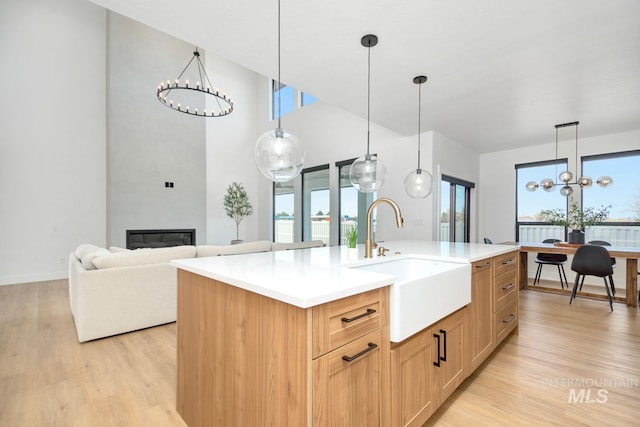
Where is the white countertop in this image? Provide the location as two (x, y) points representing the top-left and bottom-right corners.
(171, 240), (518, 308)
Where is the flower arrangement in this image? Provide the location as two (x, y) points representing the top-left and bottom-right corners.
(540, 198), (611, 231)
(346, 226), (358, 248)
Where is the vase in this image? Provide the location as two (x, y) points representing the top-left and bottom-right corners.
(347, 247), (359, 260)
(568, 230), (585, 244)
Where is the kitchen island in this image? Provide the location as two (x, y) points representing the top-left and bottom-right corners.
(172, 240), (519, 426)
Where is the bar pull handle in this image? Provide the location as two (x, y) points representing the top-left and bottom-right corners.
(342, 342), (377, 362)
(502, 259), (515, 265)
(502, 314), (516, 324)
(475, 261), (492, 269)
(502, 283), (515, 291)
(439, 329), (447, 362)
(341, 308), (376, 323)
(433, 333), (441, 367)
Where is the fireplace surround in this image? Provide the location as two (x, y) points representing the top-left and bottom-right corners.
(126, 229), (195, 250)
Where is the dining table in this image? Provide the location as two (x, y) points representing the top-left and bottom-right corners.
(515, 242), (639, 307)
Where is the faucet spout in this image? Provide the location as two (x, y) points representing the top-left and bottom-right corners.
(364, 198), (404, 258)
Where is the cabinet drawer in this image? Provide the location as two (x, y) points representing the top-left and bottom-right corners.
(312, 287), (388, 358)
(494, 252), (517, 276)
(495, 297), (518, 343)
(494, 270), (517, 310)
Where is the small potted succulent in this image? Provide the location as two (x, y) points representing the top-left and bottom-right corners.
(540, 198), (611, 244)
(223, 182), (254, 244)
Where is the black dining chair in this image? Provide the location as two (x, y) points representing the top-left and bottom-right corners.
(483, 237), (493, 244)
(582, 240), (616, 295)
(533, 239), (568, 289)
(570, 245), (614, 311)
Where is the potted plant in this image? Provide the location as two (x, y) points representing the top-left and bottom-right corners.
(540, 198), (611, 244)
(223, 182), (254, 244)
(346, 226), (358, 258)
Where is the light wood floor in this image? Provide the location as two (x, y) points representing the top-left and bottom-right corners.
(1, 280), (638, 426)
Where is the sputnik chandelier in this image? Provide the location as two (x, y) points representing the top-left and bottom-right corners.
(156, 48), (233, 117)
(525, 121), (613, 197)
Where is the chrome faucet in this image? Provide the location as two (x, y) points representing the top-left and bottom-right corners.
(365, 198), (404, 258)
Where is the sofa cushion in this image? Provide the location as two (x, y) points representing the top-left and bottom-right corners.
(80, 248), (111, 270)
(74, 243), (101, 261)
(109, 246), (130, 253)
(197, 240), (272, 257)
(271, 240), (324, 251)
(92, 245), (196, 269)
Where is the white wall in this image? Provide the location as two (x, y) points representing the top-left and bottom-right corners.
(107, 13), (206, 247)
(204, 53), (262, 244)
(0, 0), (107, 285)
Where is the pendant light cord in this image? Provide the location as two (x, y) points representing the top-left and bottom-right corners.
(417, 82), (422, 170)
(366, 40), (371, 158)
(277, 0), (282, 131)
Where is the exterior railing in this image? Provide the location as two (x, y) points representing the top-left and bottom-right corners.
(517, 224), (640, 246)
(274, 219), (359, 246)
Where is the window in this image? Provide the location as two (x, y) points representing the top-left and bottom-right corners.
(271, 80), (319, 120)
(440, 175), (474, 242)
(515, 160), (568, 242)
(302, 165), (330, 244)
(272, 80), (295, 120)
(337, 159), (375, 245)
(582, 150), (640, 246)
(301, 92), (318, 107)
(273, 180), (295, 243)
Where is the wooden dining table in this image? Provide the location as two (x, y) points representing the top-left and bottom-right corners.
(515, 242), (639, 307)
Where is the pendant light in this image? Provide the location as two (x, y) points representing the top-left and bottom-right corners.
(404, 75), (434, 199)
(254, 0), (304, 182)
(349, 34), (386, 193)
(525, 122), (613, 196)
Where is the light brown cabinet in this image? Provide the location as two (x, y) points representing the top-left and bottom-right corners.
(176, 270), (390, 427)
(390, 308), (465, 427)
(465, 250), (519, 375)
(466, 258), (495, 373)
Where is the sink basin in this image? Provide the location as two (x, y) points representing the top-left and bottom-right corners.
(351, 257), (471, 342)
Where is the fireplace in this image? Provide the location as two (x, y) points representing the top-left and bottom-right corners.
(126, 229), (196, 250)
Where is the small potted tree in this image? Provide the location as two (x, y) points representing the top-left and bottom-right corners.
(224, 182), (254, 244)
(540, 198), (611, 244)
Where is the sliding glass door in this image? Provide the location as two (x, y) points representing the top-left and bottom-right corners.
(440, 175), (474, 242)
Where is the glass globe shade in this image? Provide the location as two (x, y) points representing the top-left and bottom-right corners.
(597, 176), (613, 188)
(541, 178), (555, 192)
(349, 154), (386, 193)
(578, 176), (593, 189)
(559, 170), (573, 183)
(404, 168), (434, 199)
(254, 128), (304, 182)
(525, 181), (539, 192)
(560, 185), (573, 197)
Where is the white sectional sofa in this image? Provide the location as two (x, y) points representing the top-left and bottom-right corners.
(68, 240), (323, 342)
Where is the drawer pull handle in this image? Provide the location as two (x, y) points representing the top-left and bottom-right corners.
(342, 342), (377, 362)
(439, 329), (447, 362)
(502, 283), (515, 291)
(502, 259), (514, 265)
(433, 333), (441, 367)
(342, 308), (376, 323)
(475, 261), (492, 269)
(502, 314), (516, 324)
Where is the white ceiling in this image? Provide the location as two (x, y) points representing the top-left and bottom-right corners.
(90, 0), (640, 154)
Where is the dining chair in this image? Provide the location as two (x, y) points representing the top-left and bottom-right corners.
(570, 245), (614, 311)
(483, 237), (493, 244)
(533, 239), (568, 289)
(583, 240), (616, 295)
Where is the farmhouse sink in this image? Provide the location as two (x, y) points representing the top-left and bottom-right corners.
(350, 257), (471, 342)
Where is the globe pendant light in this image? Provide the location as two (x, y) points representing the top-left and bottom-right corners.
(404, 76), (434, 199)
(349, 34), (386, 193)
(254, 0), (304, 182)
